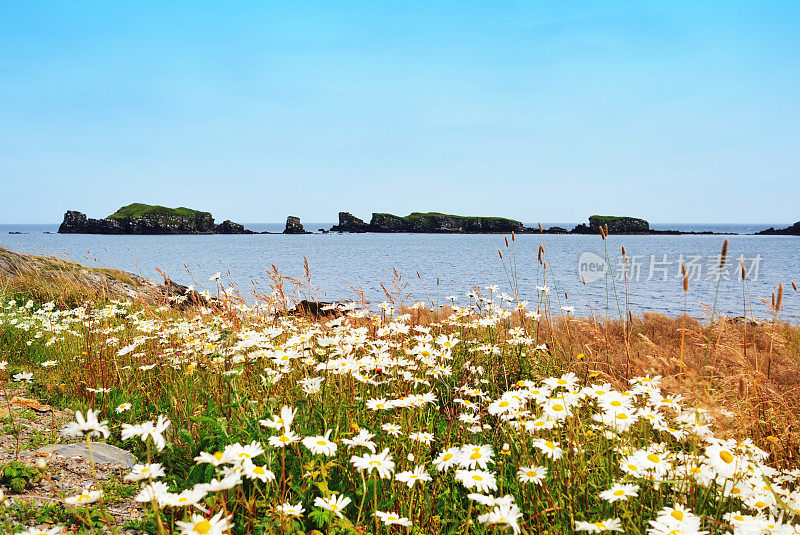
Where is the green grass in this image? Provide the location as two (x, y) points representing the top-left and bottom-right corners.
(106, 203), (210, 220)
(402, 212), (520, 223)
(589, 215), (644, 223)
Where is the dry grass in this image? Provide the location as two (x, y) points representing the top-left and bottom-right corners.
(0, 246), (159, 307)
(382, 302), (800, 466)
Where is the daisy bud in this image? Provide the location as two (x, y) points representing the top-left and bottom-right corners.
(407, 453), (415, 462)
(36, 459), (47, 472)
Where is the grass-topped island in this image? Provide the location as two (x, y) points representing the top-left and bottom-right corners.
(330, 211), (530, 233)
(58, 203), (253, 234)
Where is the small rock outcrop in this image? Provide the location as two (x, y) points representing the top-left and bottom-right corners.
(215, 220), (252, 234)
(58, 204), (252, 234)
(331, 212), (370, 232)
(283, 216), (309, 234)
(756, 221), (800, 236)
(32, 443), (136, 468)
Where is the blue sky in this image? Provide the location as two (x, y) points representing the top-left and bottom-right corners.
(1, 1), (798, 224)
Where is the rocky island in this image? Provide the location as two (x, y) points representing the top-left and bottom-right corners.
(755, 221), (800, 236)
(571, 215), (651, 234)
(328, 212), (717, 235)
(330, 212), (529, 233)
(58, 203), (253, 234)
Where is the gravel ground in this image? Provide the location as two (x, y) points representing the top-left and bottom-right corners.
(1, 383), (143, 532)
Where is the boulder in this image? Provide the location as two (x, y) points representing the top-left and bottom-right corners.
(32, 443), (136, 468)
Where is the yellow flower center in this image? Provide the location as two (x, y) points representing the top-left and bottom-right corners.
(499, 401), (509, 407)
(254, 466), (265, 474)
(213, 452), (224, 461)
(552, 404), (564, 411)
(611, 401), (622, 407)
(719, 451), (734, 464)
(545, 441), (555, 449)
(470, 452), (482, 460)
(671, 511), (684, 521)
(616, 413), (629, 420)
(647, 453), (660, 463)
(317, 440), (327, 446)
(194, 520), (212, 534)
(613, 490), (625, 496)
(526, 471), (536, 477)
(754, 501), (766, 508)
(472, 474), (483, 481)
(279, 435), (290, 443)
(443, 453), (453, 461)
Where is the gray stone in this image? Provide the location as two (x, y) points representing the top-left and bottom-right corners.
(34, 443), (137, 468)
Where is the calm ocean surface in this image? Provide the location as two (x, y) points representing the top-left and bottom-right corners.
(1, 223), (798, 321)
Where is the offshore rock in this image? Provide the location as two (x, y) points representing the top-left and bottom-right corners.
(331, 212), (370, 232)
(571, 216), (651, 235)
(283, 216), (309, 234)
(215, 220), (252, 234)
(756, 221), (800, 236)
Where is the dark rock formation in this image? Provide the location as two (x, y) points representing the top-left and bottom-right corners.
(589, 215), (650, 234)
(283, 216), (310, 234)
(570, 216), (650, 235)
(331, 212), (370, 232)
(287, 300), (343, 318)
(370, 213), (409, 232)
(58, 205), (252, 234)
(215, 220), (252, 234)
(756, 221), (800, 236)
(331, 211), (530, 233)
